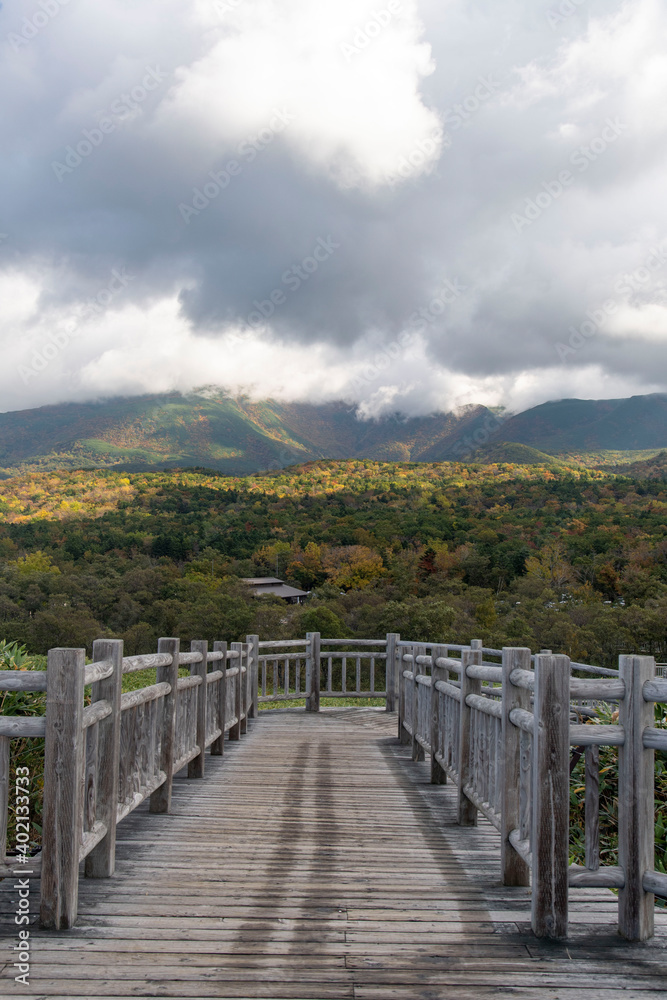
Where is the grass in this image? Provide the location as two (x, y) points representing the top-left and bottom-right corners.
(260, 696), (386, 710)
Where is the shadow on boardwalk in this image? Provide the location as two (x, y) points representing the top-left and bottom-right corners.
(1, 709), (666, 999)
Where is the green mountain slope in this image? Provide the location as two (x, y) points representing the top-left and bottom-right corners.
(2, 389), (667, 478)
(498, 393), (667, 453)
(0, 391), (498, 477)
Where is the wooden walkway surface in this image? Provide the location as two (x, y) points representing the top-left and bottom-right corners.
(1, 708), (666, 999)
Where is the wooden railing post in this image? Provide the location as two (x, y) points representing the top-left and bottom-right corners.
(40, 648), (86, 929)
(240, 644), (249, 734)
(431, 644), (447, 784)
(412, 645), (425, 762)
(398, 645), (411, 745)
(230, 642), (242, 741)
(305, 632), (320, 712)
(150, 637), (180, 813)
(500, 647), (531, 886)
(85, 639), (123, 879)
(211, 640), (227, 755)
(385, 633), (399, 712)
(189, 640), (208, 778)
(458, 641), (482, 825)
(618, 654), (655, 941)
(246, 635), (259, 719)
(531, 652), (569, 939)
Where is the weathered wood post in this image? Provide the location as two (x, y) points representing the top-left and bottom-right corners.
(189, 640), (208, 779)
(500, 647), (531, 886)
(531, 652), (569, 939)
(150, 637), (180, 813)
(245, 635), (259, 719)
(431, 644), (447, 784)
(40, 648), (86, 929)
(618, 654), (655, 941)
(211, 640), (227, 755)
(0, 735), (8, 863)
(85, 638), (123, 878)
(385, 633), (399, 712)
(412, 644), (425, 762)
(458, 640), (482, 825)
(229, 642), (242, 741)
(398, 644), (411, 745)
(585, 745), (600, 872)
(305, 632), (321, 712)
(240, 643), (250, 734)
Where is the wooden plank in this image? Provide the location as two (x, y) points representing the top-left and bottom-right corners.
(2, 704), (664, 1000)
(148, 637), (179, 814)
(531, 653), (569, 939)
(188, 640), (208, 779)
(458, 645), (481, 825)
(618, 654), (655, 940)
(210, 640), (227, 755)
(0, 735), (8, 862)
(40, 647), (86, 930)
(430, 645), (447, 785)
(229, 643), (242, 741)
(501, 648), (531, 886)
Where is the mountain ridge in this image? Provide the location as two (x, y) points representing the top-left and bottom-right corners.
(1, 389), (666, 478)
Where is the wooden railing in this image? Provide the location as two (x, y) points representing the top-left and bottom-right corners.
(1, 629), (664, 942)
(398, 639), (667, 941)
(0, 636), (257, 929)
(257, 633), (397, 710)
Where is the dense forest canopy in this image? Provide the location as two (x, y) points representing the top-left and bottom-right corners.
(0, 459), (666, 667)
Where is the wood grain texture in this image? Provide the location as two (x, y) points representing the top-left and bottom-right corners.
(618, 655), (655, 941)
(148, 637), (179, 814)
(211, 640), (227, 756)
(40, 647), (86, 930)
(501, 648), (531, 887)
(188, 640), (208, 780)
(531, 653), (569, 939)
(2, 708), (665, 998)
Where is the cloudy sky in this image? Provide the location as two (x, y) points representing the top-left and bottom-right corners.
(2, 0), (667, 417)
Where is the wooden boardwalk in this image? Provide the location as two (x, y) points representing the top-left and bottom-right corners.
(1, 708), (666, 999)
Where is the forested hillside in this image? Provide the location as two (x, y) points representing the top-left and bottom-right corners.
(1, 459), (667, 668)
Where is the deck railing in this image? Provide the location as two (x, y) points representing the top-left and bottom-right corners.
(398, 639), (667, 941)
(1, 629), (665, 941)
(0, 637), (256, 929)
(257, 634), (395, 709)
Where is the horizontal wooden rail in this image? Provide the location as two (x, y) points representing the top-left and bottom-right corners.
(399, 639), (665, 941)
(82, 700), (113, 729)
(570, 724), (625, 746)
(644, 678), (667, 702)
(0, 716), (46, 737)
(84, 660), (114, 686)
(0, 670), (47, 691)
(122, 652), (173, 674)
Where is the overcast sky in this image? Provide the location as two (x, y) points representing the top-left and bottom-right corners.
(1, 0), (666, 417)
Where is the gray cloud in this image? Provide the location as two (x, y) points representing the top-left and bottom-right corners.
(1, 0), (666, 415)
